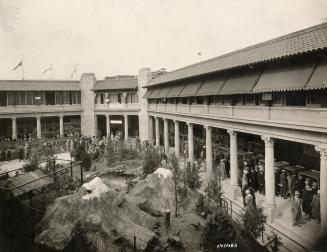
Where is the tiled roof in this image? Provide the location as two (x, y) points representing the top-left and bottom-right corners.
(93, 78), (138, 91)
(0, 80), (80, 91)
(147, 22), (327, 87)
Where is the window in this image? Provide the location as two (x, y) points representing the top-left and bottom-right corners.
(306, 94), (321, 107)
(216, 96), (223, 105)
(272, 93), (284, 106)
(71, 91), (81, 104)
(26, 92), (33, 105)
(55, 92), (64, 105)
(245, 95), (254, 105)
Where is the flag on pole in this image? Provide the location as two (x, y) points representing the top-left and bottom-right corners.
(43, 65), (53, 74)
(13, 60), (23, 71)
(71, 68), (77, 79)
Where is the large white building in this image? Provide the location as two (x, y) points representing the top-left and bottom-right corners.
(0, 22), (326, 250)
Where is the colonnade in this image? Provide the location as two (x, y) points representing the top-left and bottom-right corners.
(10, 115), (65, 139)
(104, 114), (129, 139)
(149, 115), (327, 232)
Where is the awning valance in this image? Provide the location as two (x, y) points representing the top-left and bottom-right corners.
(179, 80), (203, 97)
(253, 63), (315, 93)
(305, 60), (327, 90)
(219, 70), (262, 95)
(167, 83), (185, 98)
(196, 77), (226, 96)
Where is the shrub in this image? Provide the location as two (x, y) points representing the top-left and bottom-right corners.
(81, 152), (92, 171)
(238, 207), (266, 239)
(142, 146), (160, 176)
(201, 210), (236, 251)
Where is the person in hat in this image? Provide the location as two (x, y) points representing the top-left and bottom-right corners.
(279, 169), (288, 199)
(291, 191), (302, 226)
(311, 190), (320, 223)
(302, 185), (313, 220)
(311, 182), (318, 195)
(257, 166), (265, 194)
(245, 189), (255, 213)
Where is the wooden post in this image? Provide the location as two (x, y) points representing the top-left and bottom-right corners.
(133, 235), (136, 252)
(53, 159), (56, 173)
(165, 209), (171, 229)
(174, 165), (178, 217)
(80, 162), (83, 185)
(70, 161), (73, 177)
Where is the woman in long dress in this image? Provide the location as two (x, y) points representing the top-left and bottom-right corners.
(292, 191), (302, 226)
(311, 190), (320, 223)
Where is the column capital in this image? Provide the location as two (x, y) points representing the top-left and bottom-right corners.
(173, 119), (179, 123)
(36, 116), (41, 120)
(315, 145), (327, 158)
(186, 122), (193, 127)
(11, 117), (17, 121)
(59, 114), (64, 119)
(261, 135), (274, 145)
(227, 129), (237, 137)
(204, 125), (212, 132)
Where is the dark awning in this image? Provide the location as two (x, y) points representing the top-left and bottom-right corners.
(179, 80), (203, 97)
(253, 63), (315, 93)
(143, 89), (153, 98)
(167, 83), (185, 98)
(305, 60), (327, 90)
(148, 87), (162, 98)
(219, 70), (262, 95)
(157, 85), (172, 98)
(196, 76), (226, 96)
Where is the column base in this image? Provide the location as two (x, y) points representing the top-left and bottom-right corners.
(230, 185), (242, 200)
(262, 202), (278, 223)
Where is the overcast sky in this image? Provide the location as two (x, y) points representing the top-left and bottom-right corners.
(0, 0), (326, 80)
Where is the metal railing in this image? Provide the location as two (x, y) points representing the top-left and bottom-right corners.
(220, 195), (308, 252)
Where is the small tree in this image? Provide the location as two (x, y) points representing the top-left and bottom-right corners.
(205, 179), (223, 205)
(201, 210), (236, 251)
(238, 207), (266, 239)
(186, 162), (202, 190)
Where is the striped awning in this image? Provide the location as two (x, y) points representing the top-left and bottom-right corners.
(157, 85), (172, 98)
(196, 76), (226, 96)
(167, 83), (185, 98)
(143, 89), (153, 98)
(305, 60), (327, 90)
(253, 63), (315, 93)
(219, 70), (262, 95)
(148, 87), (162, 98)
(179, 80), (203, 97)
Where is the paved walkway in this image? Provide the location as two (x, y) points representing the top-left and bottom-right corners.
(0, 152), (72, 177)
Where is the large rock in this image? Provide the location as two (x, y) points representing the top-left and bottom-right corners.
(36, 177), (158, 251)
(126, 168), (175, 217)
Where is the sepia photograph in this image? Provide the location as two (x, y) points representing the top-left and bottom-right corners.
(0, 0), (327, 251)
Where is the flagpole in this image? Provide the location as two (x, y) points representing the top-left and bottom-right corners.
(21, 55), (24, 80)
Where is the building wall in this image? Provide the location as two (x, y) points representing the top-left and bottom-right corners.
(138, 68), (152, 142)
(80, 73), (96, 136)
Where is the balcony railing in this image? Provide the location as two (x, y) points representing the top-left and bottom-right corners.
(0, 104), (82, 115)
(148, 103), (327, 131)
(94, 103), (139, 111)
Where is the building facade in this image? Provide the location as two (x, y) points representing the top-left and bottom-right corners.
(0, 22), (326, 249)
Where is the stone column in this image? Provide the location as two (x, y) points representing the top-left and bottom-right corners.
(155, 117), (160, 147)
(59, 115), (64, 137)
(315, 145), (327, 233)
(205, 125), (213, 181)
(106, 114), (110, 136)
(164, 118), (169, 155)
(148, 116), (154, 145)
(174, 120), (180, 158)
(12, 117), (17, 140)
(36, 116), (41, 139)
(187, 122), (194, 165)
(228, 129), (238, 187)
(262, 136), (276, 208)
(124, 114), (129, 140)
